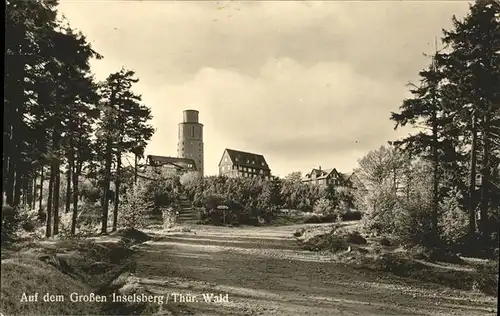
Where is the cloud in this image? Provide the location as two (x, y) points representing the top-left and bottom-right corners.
(57, 0), (470, 176)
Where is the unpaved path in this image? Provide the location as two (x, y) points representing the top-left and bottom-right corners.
(131, 224), (497, 316)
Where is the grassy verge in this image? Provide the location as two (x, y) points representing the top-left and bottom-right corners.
(294, 226), (499, 297)
(0, 228), (150, 316)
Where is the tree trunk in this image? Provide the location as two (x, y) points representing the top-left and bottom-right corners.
(65, 162), (72, 214)
(25, 172), (32, 207)
(112, 152), (122, 232)
(3, 125), (11, 204)
(52, 129), (62, 235)
(14, 160), (23, 207)
(32, 171), (38, 210)
(39, 167), (44, 211)
(5, 124), (15, 206)
(468, 112), (478, 236)
(71, 161), (79, 235)
(53, 161), (61, 235)
(101, 138), (113, 235)
(478, 113), (490, 238)
(406, 154), (412, 203)
(22, 173), (29, 206)
(431, 112), (439, 237)
(134, 154), (138, 184)
(46, 163), (56, 238)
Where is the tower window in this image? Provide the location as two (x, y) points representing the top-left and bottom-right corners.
(192, 126), (195, 137)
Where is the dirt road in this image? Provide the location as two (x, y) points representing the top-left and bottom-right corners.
(132, 224), (497, 316)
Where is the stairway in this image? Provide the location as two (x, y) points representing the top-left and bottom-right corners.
(177, 194), (199, 223)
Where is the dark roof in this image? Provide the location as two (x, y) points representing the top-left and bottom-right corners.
(147, 155), (197, 170)
(338, 172), (353, 182)
(219, 148), (270, 171)
(304, 168), (337, 180)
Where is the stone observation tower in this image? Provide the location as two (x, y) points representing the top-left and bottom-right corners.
(177, 109), (204, 176)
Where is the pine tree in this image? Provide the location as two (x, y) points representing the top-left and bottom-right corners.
(97, 68), (154, 233)
(390, 54), (451, 240)
(437, 0), (500, 238)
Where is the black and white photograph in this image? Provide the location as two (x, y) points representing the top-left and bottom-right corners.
(2, 0), (499, 315)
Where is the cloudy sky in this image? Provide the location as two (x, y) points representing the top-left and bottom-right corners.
(58, 0), (470, 177)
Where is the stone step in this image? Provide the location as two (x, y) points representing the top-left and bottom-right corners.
(178, 215), (198, 220)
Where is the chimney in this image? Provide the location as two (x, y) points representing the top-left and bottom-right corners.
(319, 166), (321, 170)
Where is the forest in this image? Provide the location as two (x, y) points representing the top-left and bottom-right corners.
(3, 0), (154, 239)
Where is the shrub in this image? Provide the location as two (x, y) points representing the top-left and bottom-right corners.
(341, 210), (362, 221)
(379, 237), (392, 246)
(79, 178), (101, 203)
(439, 196), (469, 252)
(2, 205), (20, 244)
(393, 198), (437, 248)
(303, 233), (349, 252)
(361, 188), (398, 235)
(374, 253), (426, 276)
(294, 228), (305, 237)
(345, 231), (367, 245)
(313, 198), (334, 215)
(161, 208), (177, 229)
(304, 214), (337, 224)
(120, 183), (152, 229)
(474, 261), (499, 296)
(17, 206), (40, 233)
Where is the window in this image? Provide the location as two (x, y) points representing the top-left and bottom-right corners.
(261, 162), (265, 166)
(235, 157), (239, 162)
(224, 157), (228, 163)
(246, 159), (249, 163)
(191, 126), (195, 138)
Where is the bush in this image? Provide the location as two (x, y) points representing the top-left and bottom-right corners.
(313, 198), (334, 215)
(379, 237), (392, 247)
(120, 183), (152, 229)
(474, 261), (499, 296)
(17, 206), (40, 233)
(303, 214), (337, 224)
(294, 228), (306, 237)
(439, 196), (469, 252)
(374, 253), (426, 276)
(161, 208), (177, 228)
(393, 198), (437, 248)
(303, 233), (349, 252)
(341, 210), (362, 221)
(361, 188), (398, 235)
(2, 205), (20, 244)
(345, 231), (367, 245)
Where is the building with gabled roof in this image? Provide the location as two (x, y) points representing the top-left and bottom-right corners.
(302, 166), (357, 187)
(218, 148), (271, 179)
(146, 155), (197, 173)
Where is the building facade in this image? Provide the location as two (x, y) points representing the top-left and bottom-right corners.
(177, 109), (204, 176)
(218, 149), (271, 179)
(302, 166), (355, 187)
